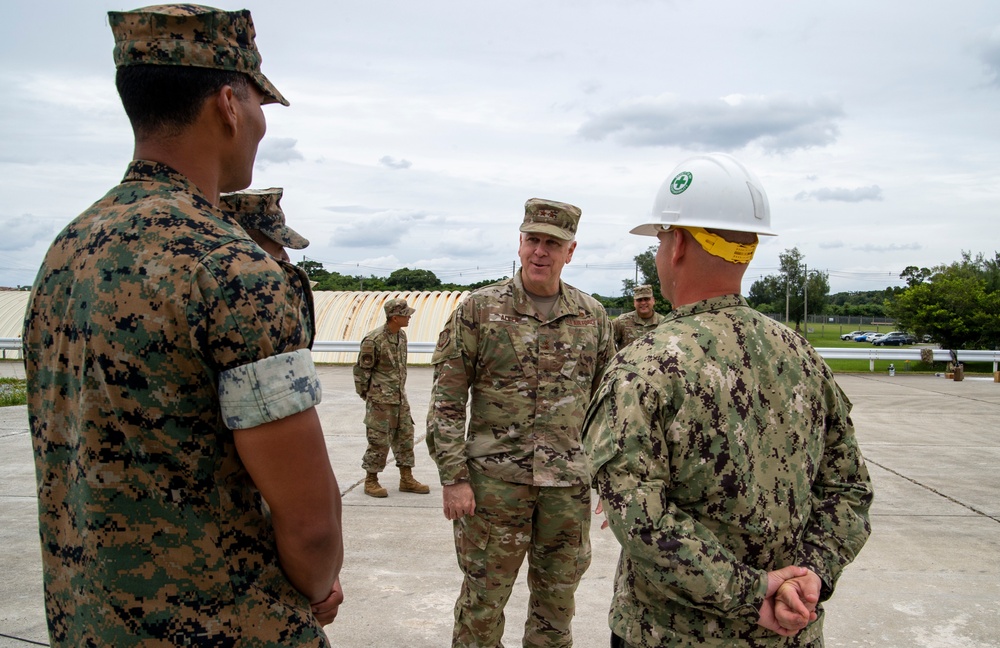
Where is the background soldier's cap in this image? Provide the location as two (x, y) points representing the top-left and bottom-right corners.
(634, 284), (654, 299)
(519, 198), (581, 241)
(384, 298), (416, 318)
(219, 188), (309, 249)
(108, 4), (289, 106)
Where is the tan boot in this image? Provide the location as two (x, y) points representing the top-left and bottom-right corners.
(364, 472), (388, 498)
(398, 467), (430, 494)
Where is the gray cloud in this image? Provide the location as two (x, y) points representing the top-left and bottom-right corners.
(324, 205), (382, 214)
(577, 94), (844, 152)
(332, 211), (428, 247)
(0, 216), (53, 251)
(257, 138), (303, 164)
(818, 240), (846, 249)
(795, 185), (883, 202)
(978, 26), (1000, 86)
(379, 156), (412, 170)
(853, 242), (921, 253)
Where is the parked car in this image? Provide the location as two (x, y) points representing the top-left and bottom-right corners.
(867, 333), (885, 344)
(853, 331), (877, 342)
(841, 330), (865, 340)
(874, 332), (916, 346)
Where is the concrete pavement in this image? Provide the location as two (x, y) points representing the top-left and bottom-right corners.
(1, 360), (998, 647)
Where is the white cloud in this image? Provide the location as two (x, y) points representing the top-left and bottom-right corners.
(257, 138), (304, 164)
(0, 216), (54, 252)
(577, 94), (844, 153)
(795, 185), (883, 202)
(378, 156), (412, 170)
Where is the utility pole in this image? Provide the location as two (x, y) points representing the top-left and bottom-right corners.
(785, 278), (789, 324)
(803, 263), (808, 335)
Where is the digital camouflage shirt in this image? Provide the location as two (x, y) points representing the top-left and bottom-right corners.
(353, 324), (408, 405)
(583, 294), (873, 648)
(612, 310), (665, 350)
(23, 161), (326, 647)
(426, 271), (615, 487)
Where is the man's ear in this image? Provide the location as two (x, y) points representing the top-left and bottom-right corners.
(565, 240), (577, 264)
(670, 228), (686, 265)
(216, 85), (239, 135)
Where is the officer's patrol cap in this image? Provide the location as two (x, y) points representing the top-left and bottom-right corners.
(109, 4), (289, 107)
(219, 188), (309, 249)
(519, 198), (581, 241)
(634, 284), (654, 299)
(384, 298), (416, 318)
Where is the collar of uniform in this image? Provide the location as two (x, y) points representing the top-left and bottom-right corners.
(122, 160), (215, 210)
(511, 270), (579, 322)
(665, 293), (747, 322)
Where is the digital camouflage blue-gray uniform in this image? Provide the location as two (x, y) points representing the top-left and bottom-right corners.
(353, 299), (424, 490)
(584, 154), (873, 648)
(22, 5), (331, 646)
(427, 198), (616, 647)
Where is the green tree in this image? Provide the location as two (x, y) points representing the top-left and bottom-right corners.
(747, 247), (829, 326)
(887, 252), (1000, 350)
(620, 246), (670, 313)
(296, 259), (329, 281)
(385, 268), (442, 291)
(900, 265), (931, 288)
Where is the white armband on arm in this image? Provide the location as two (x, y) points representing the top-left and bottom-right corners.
(219, 348), (323, 429)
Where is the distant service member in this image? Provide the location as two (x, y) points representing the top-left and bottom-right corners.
(611, 284), (664, 350)
(354, 298), (431, 497)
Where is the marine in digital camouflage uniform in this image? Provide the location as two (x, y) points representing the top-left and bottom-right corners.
(353, 297), (430, 497)
(426, 198), (615, 647)
(220, 186), (311, 264)
(611, 284), (664, 350)
(23, 6), (343, 646)
(583, 154), (873, 648)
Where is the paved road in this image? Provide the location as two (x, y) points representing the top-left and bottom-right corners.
(1, 362), (998, 647)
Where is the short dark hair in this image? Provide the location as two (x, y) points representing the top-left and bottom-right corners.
(115, 65), (250, 137)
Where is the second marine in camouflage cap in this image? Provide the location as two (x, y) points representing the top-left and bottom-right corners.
(109, 4), (289, 106)
(384, 298), (416, 318)
(634, 284), (654, 299)
(219, 188), (309, 249)
(519, 198), (581, 241)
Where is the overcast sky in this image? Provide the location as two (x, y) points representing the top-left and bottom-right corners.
(2, 0), (998, 297)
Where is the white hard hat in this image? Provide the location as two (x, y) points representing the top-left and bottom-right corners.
(631, 153), (776, 237)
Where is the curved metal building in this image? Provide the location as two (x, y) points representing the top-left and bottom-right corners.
(1, 290), (467, 365)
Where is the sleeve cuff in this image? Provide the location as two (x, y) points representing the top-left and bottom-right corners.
(219, 348), (323, 429)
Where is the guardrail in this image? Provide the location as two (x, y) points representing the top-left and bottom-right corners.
(3, 338), (997, 372)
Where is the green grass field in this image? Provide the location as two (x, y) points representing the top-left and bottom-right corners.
(795, 322), (995, 375)
(0, 378), (26, 407)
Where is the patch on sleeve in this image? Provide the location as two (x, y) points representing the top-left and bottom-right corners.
(219, 348), (322, 429)
(358, 339), (376, 369)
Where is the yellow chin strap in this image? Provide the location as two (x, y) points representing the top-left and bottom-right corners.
(675, 226), (758, 264)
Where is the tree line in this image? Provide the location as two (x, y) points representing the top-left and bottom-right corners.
(297, 248), (1000, 350)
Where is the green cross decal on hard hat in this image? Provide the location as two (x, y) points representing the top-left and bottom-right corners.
(670, 171), (693, 195)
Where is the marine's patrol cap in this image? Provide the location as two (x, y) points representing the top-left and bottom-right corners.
(109, 4), (289, 106)
(519, 198), (581, 241)
(384, 298), (416, 318)
(219, 188), (309, 249)
(634, 284), (654, 299)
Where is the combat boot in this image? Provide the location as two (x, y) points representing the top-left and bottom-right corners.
(364, 472), (388, 498)
(398, 467), (430, 494)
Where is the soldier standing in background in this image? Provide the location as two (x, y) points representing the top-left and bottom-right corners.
(611, 284), (664, 350)
(22, 6), (343, 645)
(220, 187), (310, 264)
(583, 153), (873, 647)
(426, 198), (615, 647)
(354, 298), (431, 497)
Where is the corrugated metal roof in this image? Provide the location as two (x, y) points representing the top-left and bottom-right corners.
(3, 290), (467, 365)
